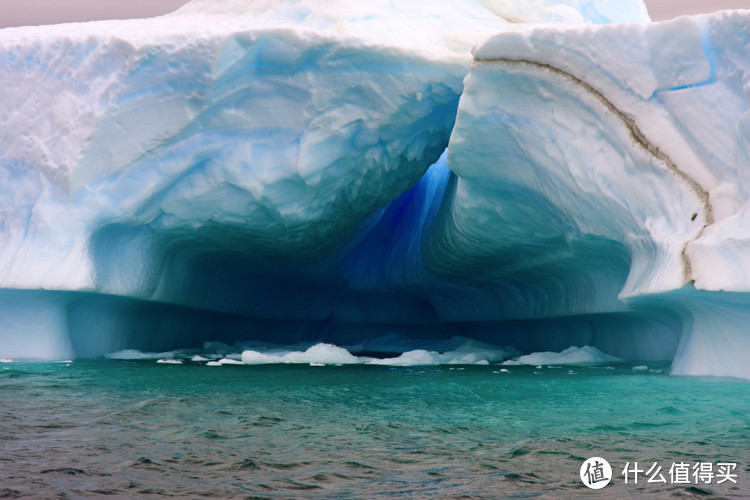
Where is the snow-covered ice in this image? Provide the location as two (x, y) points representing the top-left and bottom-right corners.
(502, 346), (622, 366)
(241, 343), (360, 365)
(239, 340), (515, 366)
(101, 338), (517, 366)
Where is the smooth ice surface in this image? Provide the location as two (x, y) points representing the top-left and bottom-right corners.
(436, 10), (750, 377)
(467, 11), (750, 295)
(1, 0), (750, 379)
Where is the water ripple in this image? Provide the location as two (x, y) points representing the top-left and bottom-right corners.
(2, 361), (749, 498)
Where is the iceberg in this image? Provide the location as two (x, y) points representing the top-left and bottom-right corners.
(1, 0), (750, 379)
(437, 11), (750, 379)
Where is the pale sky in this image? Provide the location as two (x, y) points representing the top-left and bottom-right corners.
(0, 0), (748, 28)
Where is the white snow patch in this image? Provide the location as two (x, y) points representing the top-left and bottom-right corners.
(242, 343), (360, 365)
(218, 358), (243, 365)
(503, 346), (622, 366)
(239, 339), (517, 366)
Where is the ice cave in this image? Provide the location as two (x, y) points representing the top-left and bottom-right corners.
(1, 0), (750, 378)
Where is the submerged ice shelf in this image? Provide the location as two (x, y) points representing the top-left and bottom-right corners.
(1, 0), (750, 378)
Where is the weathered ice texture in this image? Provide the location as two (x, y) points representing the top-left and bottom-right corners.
(2, 0), (750, 379)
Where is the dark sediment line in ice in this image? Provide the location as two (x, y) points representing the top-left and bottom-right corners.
(472, 57), (714, 284)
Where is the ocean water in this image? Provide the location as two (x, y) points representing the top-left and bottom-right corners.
(2, 360), (749, 498)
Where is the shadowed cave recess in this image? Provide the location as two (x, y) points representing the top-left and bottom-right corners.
(2, 1), (750, 378)
(0, 151), (706, 369)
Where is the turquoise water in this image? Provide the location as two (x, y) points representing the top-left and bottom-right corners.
(2, 361), (749, 498)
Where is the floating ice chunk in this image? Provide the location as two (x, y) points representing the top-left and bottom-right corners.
(362, 337), (517, 365)
(367, 349), (441, 366)
(0, 358), (13, 363)
(282, 343), (361, 365)
(242, 343), (360, 365)
(503, 346), (622, 366)
(309, 363), (325, 367)
(632, 365), (649, 371)
(345, 335), (520, 363)
(240, 350), (286, 364)
(218, 358), (243, 365)
(54, 360), (73, 363)
(234, 340), (315, 354)
(156, 359), (183, 364)
(190, 355), (209, 362)
(238, 338), (518, 366)
(206, 361), (223, 366)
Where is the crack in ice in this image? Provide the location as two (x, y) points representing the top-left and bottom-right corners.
(472, 57), (715, 284)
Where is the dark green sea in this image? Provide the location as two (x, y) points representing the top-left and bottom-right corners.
(2, 361), (749, 498)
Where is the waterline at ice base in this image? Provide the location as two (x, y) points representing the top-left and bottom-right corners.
(2, 0), (750, 380)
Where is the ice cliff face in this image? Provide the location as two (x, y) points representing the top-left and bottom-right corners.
(1, 0), (750, 378)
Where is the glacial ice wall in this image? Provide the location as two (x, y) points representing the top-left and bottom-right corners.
(443, 11), (750, 378)
(1, 0), (750, 378)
